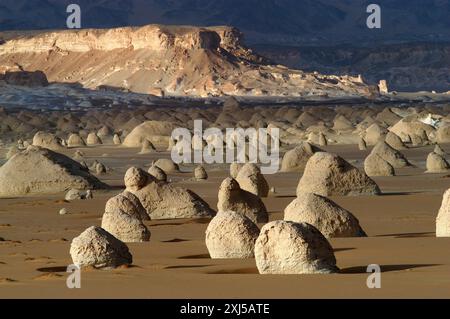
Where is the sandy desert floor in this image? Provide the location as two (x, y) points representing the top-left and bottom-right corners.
(0, 142), (449, 299)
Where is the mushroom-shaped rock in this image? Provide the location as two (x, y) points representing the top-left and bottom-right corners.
(125, 167), (215, 219)
(205, 211), (260, 259)
(296, 152), (380, 196)
(436, 188), (450, 237)
(32, 131), (64, 151)
(254, 221), (338, 274)
(217, 177), (268, 223)
(236, 163), (269, 197)
(70, 226), (132, 269)
(153, 158), (180, 173)
(281, 142), (322, 172)
(194, 165), (208, 180)
(370, 141), (410, 168)
(0, 146), (107, 197)
(284, 193), (366, 238)
(148, 165), (167, 182)
(364, 153), (395, 176)
(124, 166), (148, 192)
(426, 152), (450, 173)
(385, 131), (406, 150)
(67, 134), (86, 148)
(86, 133), (102, 146)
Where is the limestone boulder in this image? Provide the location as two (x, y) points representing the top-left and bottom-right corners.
(205, 211), (260, 259)
(0, 146), (107, 197)
(284, 193), (366, 238)
(236, 163), (269, 197)
(254, 221), (338, 274)
(70, 226), (132, 269)
(364, 153), (395, 176)
(296, 152), (380, 196)
(281, 142), (322, 172)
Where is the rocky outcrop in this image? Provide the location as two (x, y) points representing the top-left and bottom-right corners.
(0, 25), (376, 99)
(0, 146), (107, 197)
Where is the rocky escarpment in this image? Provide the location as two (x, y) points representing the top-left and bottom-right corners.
(256, 42), (450, 93)
(0, 25), (376, 99)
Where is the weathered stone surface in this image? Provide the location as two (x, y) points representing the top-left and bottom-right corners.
(297, 152), (380, 196)
(255, 221), (338, 274)
(205, 211), (260, 259)
(284, 192), (366, 238)
(217, 177), (268, 223)
(70, 226), (132, 269)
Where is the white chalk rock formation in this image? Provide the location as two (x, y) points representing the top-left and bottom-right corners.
(284, 192), (366, 238)
(385, 131), (406, 150)
(122, 121), (177, 147)
(102, 192), (150, 243)
(153, 158), (180, 173)
(217, 177), (268, 223)
(148, 165), (167, 182)
(426, 152), (450, 173)
(236, 163), (269, 197)
(254, 221), (338, 274)
(139, 139), (156, 154)
(125, 167), (215, 219)
(436, 188), (450, 237)
(0, 146), (107, 197)
(370, 141), (410, 168)
(194, 165), (208, 180)
(86, 132), (102, 145)
(113, 134), (122, 145)
(32, 131), (64, 151)
(364, 153), (395, 176)
(297, 152), (380, 196)
(205, 211), (260, 259)
(281, 142), (322, 172)
(67, 133), (86, 148)
(70, 226), (132, 269)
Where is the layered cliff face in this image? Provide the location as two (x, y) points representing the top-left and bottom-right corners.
(256, 43), (450, 92)
(0, 25), (375, 99)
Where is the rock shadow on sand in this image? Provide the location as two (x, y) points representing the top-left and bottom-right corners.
(376, 232), (434, 238)
(340, 264), (440, 274)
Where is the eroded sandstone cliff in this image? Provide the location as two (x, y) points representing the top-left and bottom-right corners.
(0, 25), (376, 98)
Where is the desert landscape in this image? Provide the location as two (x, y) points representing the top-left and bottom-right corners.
(0, 2), (449, 300)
